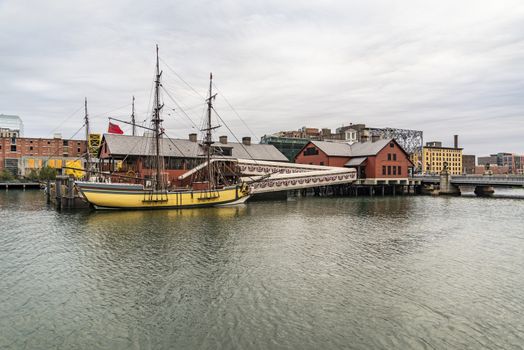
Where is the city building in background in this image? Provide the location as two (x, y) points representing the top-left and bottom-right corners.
(462, 154), (476, 174)
(422, 135), (463, 175)
(261, 123), (423, 166)
(259, 135), (310, 161)
(0, 114), (24, 137)
(478, 153), (524, 174)
(474, 164), (510, 175)
(294, 138), (413, 179)
(477, 155), (497, 167)
(0, 135), (87, 176)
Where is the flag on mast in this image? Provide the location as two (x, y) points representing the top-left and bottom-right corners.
(108, 122), (124, 134)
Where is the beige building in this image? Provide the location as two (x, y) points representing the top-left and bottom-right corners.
(422, 140), (463, 175)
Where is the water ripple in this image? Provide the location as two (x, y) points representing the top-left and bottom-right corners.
(0, 191), (523, 349)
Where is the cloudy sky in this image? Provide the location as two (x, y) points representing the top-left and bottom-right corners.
(1, 0), (523, 155)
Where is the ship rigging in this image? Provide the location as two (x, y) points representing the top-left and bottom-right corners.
(75, 45), (250, 209)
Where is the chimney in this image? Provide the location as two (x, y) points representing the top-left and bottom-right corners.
(454, 135), (459, 149)
(189, 133), (197, 142)
(242, 136), (251, 146)
(371, 135), (380, 142)
(219, 135), (228, 144)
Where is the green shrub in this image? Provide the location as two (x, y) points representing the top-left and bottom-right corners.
(26, 169), (40, 181)
(37, 166), (57, 181)
(0, 170), (15, 181)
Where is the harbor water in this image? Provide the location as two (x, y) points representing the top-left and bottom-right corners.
(1, 190), (523, 349)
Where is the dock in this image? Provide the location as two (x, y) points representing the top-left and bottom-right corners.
(46, 176), (90, 210)
(1, 182), (41, 190)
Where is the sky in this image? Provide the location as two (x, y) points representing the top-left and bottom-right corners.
(1, 0), (523, 156)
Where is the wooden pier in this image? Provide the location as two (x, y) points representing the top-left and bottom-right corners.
(1, 182), (41, 190)
(46, 176), (90, 210)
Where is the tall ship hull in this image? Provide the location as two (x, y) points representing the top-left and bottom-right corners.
(75, 46), (251, 211)
(76, 182), (249, 210)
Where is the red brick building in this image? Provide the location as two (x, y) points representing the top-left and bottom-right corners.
(0, 136), (87, 175)
(295, 139), (413, 179)
(97, 133), (288, 186)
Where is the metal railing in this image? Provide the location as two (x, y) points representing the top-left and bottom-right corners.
(412, 174), (524, 186)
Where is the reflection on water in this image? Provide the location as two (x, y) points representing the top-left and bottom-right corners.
(1, 191), (523, 349)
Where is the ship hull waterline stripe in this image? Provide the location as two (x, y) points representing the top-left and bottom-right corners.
(91, 196), (249, 210)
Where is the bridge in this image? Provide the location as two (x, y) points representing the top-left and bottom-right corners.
(414, 175), (524, 187)
(178, 158), (358, 194)
(413, 174), (524, 196)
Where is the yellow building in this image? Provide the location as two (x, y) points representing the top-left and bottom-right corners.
(422, 141), (463, 175)
(21, 156), (84, 177)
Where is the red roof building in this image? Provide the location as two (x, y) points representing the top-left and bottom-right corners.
(294, 139), (413, 179)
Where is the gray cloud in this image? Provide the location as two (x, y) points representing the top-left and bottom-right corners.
(1, 0), (523, 155)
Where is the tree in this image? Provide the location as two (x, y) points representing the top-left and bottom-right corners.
(0, 170), (15, 181)
(37, 166), (57, 181)
(26, 169), (39, 181)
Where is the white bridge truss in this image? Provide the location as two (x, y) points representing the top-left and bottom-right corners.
(236, 159), (357, 193)
(178, 158), (357, 194)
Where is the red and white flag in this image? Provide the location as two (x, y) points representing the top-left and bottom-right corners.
(108, 122), (124, 134)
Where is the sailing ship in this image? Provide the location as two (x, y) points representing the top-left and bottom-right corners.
(76, 46), (250, 209)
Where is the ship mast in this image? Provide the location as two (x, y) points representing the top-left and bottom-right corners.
(204, 73), (216, 189)
(153, 45), (163, 190)
(131, 96), (136, 136)
(84, 97), (91, 180)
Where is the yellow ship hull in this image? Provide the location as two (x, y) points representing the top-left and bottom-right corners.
(76, 182), (250, 210)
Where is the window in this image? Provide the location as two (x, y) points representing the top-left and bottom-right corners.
(398, 166), (401, 175)
(320, 161), (324, 165)
(389, 142), (394, 148)
(29, 146), (33, 151)
(393, 154), (397, 161)
(387, 165), (391, 175)
(387, 153), (391, 160)
(63, 140), (68, 146)
(47, 141), (50, 144)
(303, 147), (319, 156)
(382, 165), (386, 175)
(393, 166), (397, 175)
(77, 148), (81, 153)
(10, 145), (16, 152)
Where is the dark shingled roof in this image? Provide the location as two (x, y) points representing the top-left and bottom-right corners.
(102, 134), (288, 162)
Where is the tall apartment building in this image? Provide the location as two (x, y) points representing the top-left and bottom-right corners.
(422, 136), (463, 175)
(0, 135), (87, 176)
